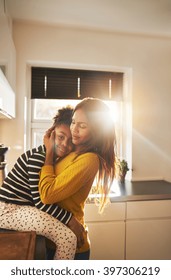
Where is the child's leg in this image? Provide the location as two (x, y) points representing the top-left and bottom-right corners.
(0, 202), (77, 260)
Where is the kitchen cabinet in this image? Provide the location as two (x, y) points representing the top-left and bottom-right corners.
(85, 202), (126, 260)
(0, 68), (15, 118)
(0, 0), (16, 118)
(126, 200), (171, 260)
(85, 196), (171, 260)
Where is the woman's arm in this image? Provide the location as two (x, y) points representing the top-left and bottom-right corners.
(27, 147), (72, 224)
(39, 153), (99, 204)
(28, 148), (86, 248)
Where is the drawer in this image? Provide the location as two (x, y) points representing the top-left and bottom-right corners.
(127, 200), (171, 219)
(85, 202), (126, 222)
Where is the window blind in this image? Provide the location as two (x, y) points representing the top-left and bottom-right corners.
(31, 67), (123, 100)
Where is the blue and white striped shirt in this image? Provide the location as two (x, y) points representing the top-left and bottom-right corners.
(0, 145), (72, 224)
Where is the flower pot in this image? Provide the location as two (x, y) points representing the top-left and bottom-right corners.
(116, 171), (127, 183)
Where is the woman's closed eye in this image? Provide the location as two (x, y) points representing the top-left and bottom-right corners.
(79, 123), (88, 129)
(71, 120), (88, 129)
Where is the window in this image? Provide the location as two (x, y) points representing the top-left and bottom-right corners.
(31, 99), (79, 147)
(30, 66), (132, 178)
(31, 99), (123, 156)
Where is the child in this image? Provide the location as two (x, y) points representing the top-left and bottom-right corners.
(0, 106), (84, 260)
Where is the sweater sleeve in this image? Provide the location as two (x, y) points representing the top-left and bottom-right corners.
(39, 153), (99, 204)
(27, 146), (72, 224)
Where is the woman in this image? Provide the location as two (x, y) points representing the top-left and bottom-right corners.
(0, 106), (84, 260)
(39, 97), (116, 259)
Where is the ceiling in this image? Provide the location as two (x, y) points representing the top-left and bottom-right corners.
(5, 0), (171, 37)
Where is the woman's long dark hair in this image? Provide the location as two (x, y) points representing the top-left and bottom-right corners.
(73, 98), (116, 212)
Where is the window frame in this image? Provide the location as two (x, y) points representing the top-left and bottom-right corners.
(26, 64), (132, 180)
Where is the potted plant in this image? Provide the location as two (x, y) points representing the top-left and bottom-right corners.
(115, 157), (129, 183)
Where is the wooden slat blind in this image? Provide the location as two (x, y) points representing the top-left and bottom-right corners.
(31, 67), (123, 100)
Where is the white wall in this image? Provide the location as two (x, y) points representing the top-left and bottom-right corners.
(1, 21), (171, 182)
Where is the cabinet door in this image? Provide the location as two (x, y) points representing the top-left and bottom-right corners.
(126, 219), (171, 260)
(87, 221), (125, 260)
(127, 200), (171, 219)
(0, 69), (15, 118)
(126, 200), (171, 260)
(85, 203), (126, 260)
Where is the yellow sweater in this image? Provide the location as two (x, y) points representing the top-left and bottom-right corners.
(39, 152), (99, 253)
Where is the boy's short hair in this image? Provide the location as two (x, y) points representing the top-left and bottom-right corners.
(53, 106), (73, 127)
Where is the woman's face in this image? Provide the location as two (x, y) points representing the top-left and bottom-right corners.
(54, 124), (73, 157)
(70, 109), (92, 149)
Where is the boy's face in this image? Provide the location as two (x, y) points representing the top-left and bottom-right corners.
(54, 124), (73, 158)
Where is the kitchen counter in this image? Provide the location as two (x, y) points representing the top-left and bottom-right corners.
(86, 180), (171, 260)
(109, 180), (171, 202)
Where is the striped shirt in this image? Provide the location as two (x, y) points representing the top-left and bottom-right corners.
(0, 145), (72, 224)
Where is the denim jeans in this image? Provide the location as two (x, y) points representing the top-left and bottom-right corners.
(74, 250), (90, 260)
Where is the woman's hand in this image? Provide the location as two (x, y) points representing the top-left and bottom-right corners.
(44, 127), (55, 165)
(44, 127), (55, 151)
(67, 216), (85, 249)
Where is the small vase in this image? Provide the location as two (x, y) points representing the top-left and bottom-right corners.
(117, 171), (127, 183)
